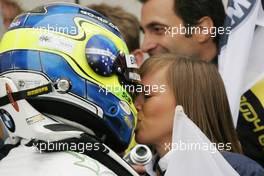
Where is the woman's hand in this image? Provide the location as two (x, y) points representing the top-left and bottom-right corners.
(132, 165), (146, 174)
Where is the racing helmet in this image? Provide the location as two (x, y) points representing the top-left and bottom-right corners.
(0, 3), (139, 152)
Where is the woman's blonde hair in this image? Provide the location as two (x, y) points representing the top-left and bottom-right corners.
(139, 54), (242, 153)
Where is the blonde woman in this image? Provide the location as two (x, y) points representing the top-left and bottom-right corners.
(134, 54), (264, 176)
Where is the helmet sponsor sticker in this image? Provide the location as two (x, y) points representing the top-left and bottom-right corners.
(119, 100), (131, 115)
(39, 33), (74, 54)
(0, 109), (15, 132)
(26, 114), (45, 125)
(125, 55), (138, 69)
(79, 9), (119, 32)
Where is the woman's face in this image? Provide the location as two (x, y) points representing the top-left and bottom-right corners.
(134, 67), (176, 147)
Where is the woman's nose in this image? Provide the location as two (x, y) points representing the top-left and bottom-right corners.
(134, 95), (144, 111)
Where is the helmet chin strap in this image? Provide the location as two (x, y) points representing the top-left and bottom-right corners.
(0, 77), (85, 144)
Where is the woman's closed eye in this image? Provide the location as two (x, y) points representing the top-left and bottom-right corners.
(144, 94), (152, 99)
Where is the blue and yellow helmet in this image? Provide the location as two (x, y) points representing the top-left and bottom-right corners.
(0, 3), (139, 152)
